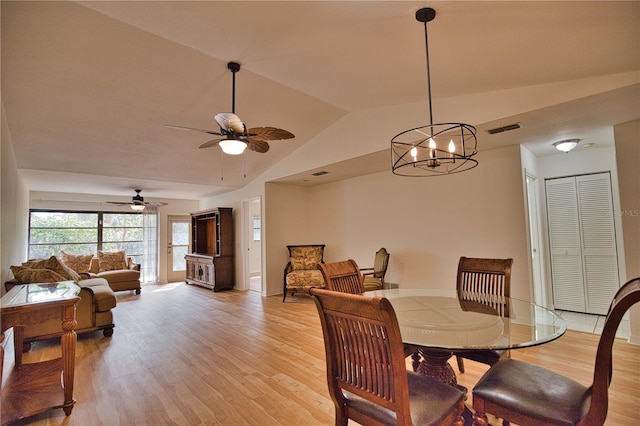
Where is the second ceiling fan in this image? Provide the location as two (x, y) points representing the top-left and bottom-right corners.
(166, 62), (294, 155)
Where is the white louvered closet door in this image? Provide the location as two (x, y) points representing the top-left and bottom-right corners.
(546, 173), (620, 315)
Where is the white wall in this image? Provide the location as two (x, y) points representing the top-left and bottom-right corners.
(1, 100), (30, 294)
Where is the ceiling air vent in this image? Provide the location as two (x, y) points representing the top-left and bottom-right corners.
(486, 122), (522, 135)
(312, 171), (329, 176)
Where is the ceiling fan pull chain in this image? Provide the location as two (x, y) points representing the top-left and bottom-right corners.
(220, 149), (224, 181)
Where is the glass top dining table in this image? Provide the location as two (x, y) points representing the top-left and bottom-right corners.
(364, 288), (567, 387)
(365, 288), (567, 351)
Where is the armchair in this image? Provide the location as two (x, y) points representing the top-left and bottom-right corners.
(283, 244), (326, 302)
(360, 247), (390, 291)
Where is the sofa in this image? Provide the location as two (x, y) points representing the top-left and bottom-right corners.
(4, 278), (116, 352)
(60, 250), (141, 294)
(87, 256), (141, 294)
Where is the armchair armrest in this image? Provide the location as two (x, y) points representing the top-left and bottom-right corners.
(127, 257), (141, 271)
(360, 267), (375, 277)
(284, 262), (293, 278)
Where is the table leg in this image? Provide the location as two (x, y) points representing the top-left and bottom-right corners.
(12, 326), (24, 368)
(61, 309), (77, 416)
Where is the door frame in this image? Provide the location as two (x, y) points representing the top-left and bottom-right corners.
(525, 171), (547, 307)
(242, 197), (262, 294)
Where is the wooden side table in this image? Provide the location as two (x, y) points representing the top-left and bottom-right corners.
(0, 281), (81, 425)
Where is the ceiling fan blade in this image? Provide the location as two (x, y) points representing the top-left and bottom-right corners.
(246, 127), (294, 141)
(165, 124), (222, 136)
(144, 201), (169, 207)
(246, 139), (270, 153)
(105, 201), (133, 206)
(199, 138), (224, 149)
(215, 113), (245, 134)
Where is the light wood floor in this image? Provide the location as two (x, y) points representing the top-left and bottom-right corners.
(13, 283), (640, 425)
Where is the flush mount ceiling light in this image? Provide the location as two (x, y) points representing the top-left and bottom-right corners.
(391, 7), (478, 177)
(553, 139), (580, 153)
(553, 138), (580, 153)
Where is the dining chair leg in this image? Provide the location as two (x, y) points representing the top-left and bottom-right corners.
(456, 355), (465, 373)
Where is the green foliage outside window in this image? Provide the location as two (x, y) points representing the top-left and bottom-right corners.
(29, 210), (146, 261)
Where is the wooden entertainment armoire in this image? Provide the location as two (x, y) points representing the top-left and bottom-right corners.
(185, 207), (234, 291)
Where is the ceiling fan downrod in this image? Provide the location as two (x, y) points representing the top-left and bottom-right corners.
(228, 62), (240, 114)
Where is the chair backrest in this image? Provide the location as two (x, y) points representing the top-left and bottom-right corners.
(372, 248), (390, 279)
(457, 257), (513, 316)
(587, 276), (640, 425)
(318, 259), (364, 294)
(286, 244), (325, 270)
(307, 287), (413, 424)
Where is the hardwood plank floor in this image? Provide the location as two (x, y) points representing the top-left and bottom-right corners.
(13, 283), (640, 425)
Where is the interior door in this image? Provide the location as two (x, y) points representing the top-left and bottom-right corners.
(546, 173), (620, 314)
(167, 216), (190, 283)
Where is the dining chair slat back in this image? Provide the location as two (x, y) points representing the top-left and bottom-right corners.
(454, 257), (513, 373)
(307, 287), (465, 426)
(318, 259), (364, 294)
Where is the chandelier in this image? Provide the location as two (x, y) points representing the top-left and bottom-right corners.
(391, 8), (478, 177)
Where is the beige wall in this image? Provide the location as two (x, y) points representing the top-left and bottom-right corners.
(263, 145), (531, 299)
(614, 119), (640, 344)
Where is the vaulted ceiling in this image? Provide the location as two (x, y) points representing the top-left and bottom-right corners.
(2, 1), (639, 200)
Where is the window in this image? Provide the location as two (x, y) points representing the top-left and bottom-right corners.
(29, 210), (145, 263)
(253, 216), (261, 241)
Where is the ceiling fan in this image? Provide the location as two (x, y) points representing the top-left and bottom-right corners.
(166, 61), (295, 155)
(105, 189), (168, 211)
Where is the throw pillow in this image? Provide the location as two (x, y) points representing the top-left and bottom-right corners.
(11, 265), (67, 283)
(22, 256), (81, 281)
(60, 251), (94, 273)
(98, 250), (127, 272)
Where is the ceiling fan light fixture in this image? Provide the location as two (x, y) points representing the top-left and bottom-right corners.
(131, 204), (145, 211)
(553, 138), (580, 153)
(219, 139), (248, 155)
(391, 8), (478, 177)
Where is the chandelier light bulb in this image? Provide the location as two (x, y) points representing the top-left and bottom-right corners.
(448, 140), (455, 153)
(411, 146), (418, 161)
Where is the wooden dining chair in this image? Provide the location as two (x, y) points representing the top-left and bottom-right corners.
(317, 259), (364, 294)
(307, 287), (465, 426)
(454, 257), (513, 373)
(472, 276), (640, 426)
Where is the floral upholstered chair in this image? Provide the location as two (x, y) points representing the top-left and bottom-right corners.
(283, 244), (326, 301)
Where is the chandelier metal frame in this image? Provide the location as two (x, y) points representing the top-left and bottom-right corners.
(391, 7), (478, 177)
